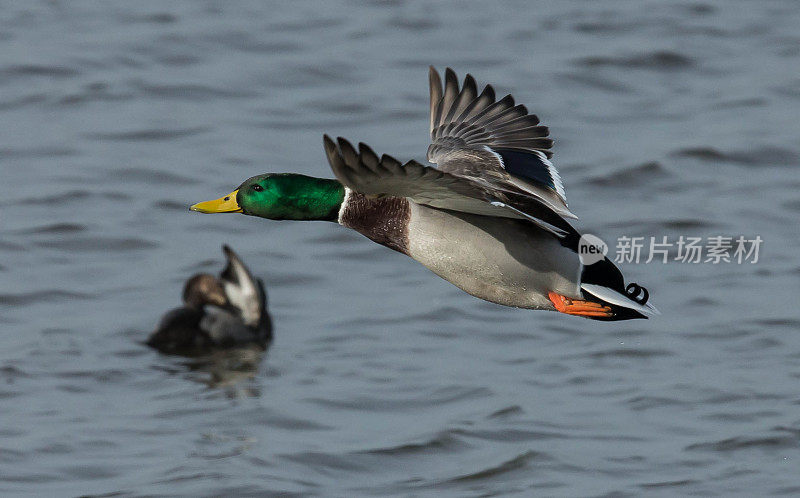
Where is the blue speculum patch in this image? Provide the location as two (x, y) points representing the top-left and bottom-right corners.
(495, 148), (556, 192)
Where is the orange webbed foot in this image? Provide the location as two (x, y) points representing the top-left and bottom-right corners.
(548, 291), (614, 318)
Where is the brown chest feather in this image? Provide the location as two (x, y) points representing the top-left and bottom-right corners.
(339, 191), (411, 254)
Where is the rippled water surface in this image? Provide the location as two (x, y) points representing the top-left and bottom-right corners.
(2, 1), (800, 496)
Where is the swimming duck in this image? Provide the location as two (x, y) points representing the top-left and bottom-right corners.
(147, 245), (272, 353)
(190, 68), (657, 320)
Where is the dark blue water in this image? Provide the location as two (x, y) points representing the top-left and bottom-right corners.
(2, 1), (800, 496)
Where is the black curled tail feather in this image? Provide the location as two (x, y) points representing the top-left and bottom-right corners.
(625, 283), (649, 305)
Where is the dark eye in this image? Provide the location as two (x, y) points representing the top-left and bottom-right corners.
(252, 184), (264, 192)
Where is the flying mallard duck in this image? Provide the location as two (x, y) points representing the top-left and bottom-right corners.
(191, 68), (657, 320)
(147, 245), (272, 353)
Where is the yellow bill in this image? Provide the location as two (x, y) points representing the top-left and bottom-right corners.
(189, 190), (242, 213)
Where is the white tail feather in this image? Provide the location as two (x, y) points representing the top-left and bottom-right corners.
(581, 284), (660, 316)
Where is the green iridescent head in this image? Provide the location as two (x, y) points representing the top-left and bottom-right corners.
(190, 173), (345, 221)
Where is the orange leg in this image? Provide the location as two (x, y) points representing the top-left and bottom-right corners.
(548, 292), (614, 318)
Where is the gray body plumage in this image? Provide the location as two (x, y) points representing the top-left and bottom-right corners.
(406, 202), (579, 309)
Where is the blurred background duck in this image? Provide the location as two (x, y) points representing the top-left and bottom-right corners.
(147, 245), (272, 354)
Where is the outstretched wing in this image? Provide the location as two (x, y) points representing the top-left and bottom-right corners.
(323, 135), (570, 237)
(428, 67), (574, 220)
